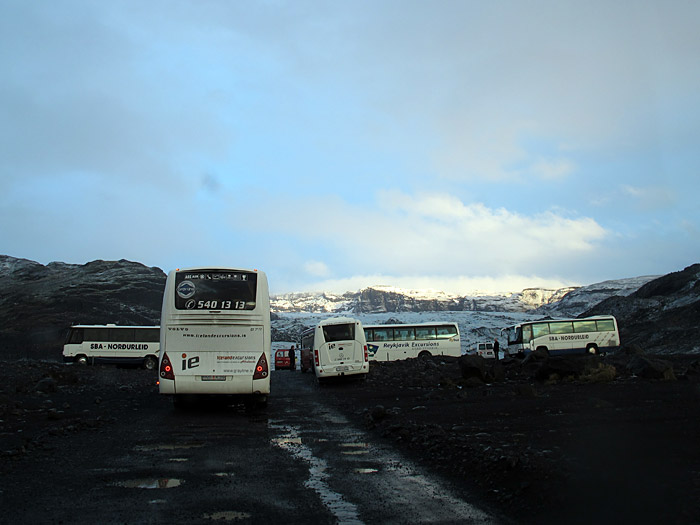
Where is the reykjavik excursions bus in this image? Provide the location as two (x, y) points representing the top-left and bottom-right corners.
(63, 324), (160, 369)
(363, 322), (461, 361)
(300, 317), (369, 380)
(506, 315), (620, 356)
(158, 267), (271, 407)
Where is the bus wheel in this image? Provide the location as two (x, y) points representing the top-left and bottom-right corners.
(143, 356), (157, 370)
(76, 355), (88, 365)
(418, 351), (432, 359)
(586, 344), (599, 355)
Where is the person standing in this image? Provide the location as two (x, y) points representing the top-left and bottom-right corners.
(493, 338), (500, 361)
(289, 345), (296, 371)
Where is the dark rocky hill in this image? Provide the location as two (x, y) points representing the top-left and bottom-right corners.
(0, 256), (165, 359)
(583, 263), (700, 354)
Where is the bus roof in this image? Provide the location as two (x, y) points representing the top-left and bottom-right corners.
(69, 324), (160, 329)
(171, 266), (265, 275)
(363, 322), (459, 329)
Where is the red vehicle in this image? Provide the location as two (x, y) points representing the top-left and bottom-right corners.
(274, 349), (291, 370)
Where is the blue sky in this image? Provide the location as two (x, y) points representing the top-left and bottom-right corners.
(1, 1), (699, 294)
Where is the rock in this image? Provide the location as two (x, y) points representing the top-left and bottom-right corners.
(534, 357), (588, 382)
(35, 377), (57, 393)
(620, 344), (645, 356)
(626, 356), (676, 380)
(458, 355), (489, 381)
(0, 256), (165, 359)
(369, 405), (387, 422)
(516, 384), (538, 398)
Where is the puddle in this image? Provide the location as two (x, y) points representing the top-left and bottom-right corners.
(340, 442), (369, 455)
(271, 436), (302, 446)
(354, 468), (379, 474)
(169, 458), (189, 462)
(114, 478), (183, 489)
(203, 511), (251, 521)
(271, 425), (363, 524)
(134, 443), (204, 451)
(213, 472), (235, 477)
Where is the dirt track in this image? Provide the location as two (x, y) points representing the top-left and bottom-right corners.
(1, 353), (699, 523)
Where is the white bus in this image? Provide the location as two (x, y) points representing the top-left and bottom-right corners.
(300, 317), (369, 381)
(363, 322), (461, 361)
(506, 315), (620, 356)
(158, 267), (271, 407)
(63, 324), (160, 369)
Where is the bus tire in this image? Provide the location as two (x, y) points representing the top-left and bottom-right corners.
(586, 344), (599, 355)
(143, 356), (157, 370)
(76, 355), (88, 365)
(418, 351), (432, 359)
(535, 346), (550, 357)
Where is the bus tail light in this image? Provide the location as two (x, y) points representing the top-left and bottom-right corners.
(160, 353), (175, 381)
(314, 349), (319, 367)
(364, 345), (368, 362)
(253, 353), (269, 380)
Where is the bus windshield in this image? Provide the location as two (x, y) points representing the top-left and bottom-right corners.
(174, 270), (257, 310)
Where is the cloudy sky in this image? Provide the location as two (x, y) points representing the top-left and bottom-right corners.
(1, 1), (698, 294)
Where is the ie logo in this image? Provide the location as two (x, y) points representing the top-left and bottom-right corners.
(177, 280), (196, 299)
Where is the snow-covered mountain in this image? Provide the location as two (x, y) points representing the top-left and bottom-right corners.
(270, 278), (659, 316)
(534, 276), (660, 318)
(0, 253), (675, 356)
(271, 285), (578, 314)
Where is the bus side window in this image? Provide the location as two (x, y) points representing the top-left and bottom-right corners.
(86, 328), (109, 342)
(415, 327), (436, 340)
(550, 322), (573, 334)
(573, 320), (596, 333)
(532, 323), (549, 338)
(436, 326), (456, 339)
(394, 328), (415, 341)
(364, 329), (374, 342)
(109, 328), (136, 342)
(522, 325), (533, 343)
(143, 329), (160, 342)
(374, 329), (391, 341)
(596, 319), (615, 332)
(67, 328), (84, 344)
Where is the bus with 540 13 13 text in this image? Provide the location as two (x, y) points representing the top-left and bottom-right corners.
(63, 324), (160, 369)
(363, 322), (461, 361)
(506, 315), (620, 356)
(158, 267), (271, 408)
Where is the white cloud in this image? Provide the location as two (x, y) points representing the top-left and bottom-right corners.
(256, 190), (608, 282)
(530, 158), (575, 180)
(299, 273), (577, 295)
(621, 185), (676, 211)
(303, 260), (331, 278)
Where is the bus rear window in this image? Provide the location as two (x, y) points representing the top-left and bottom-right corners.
(174, 270), (257, 310)
(322, 323), (355, 343)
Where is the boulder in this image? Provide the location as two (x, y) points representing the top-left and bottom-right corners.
(534, 356), (588, 382)
(459, 355), (489, 381)
(626, 356), (676, 380)
(458, 355), (505, 383)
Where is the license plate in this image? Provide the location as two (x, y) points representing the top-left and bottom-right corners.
(335, 366), (349, 371)
(201, 375), (226, 381)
